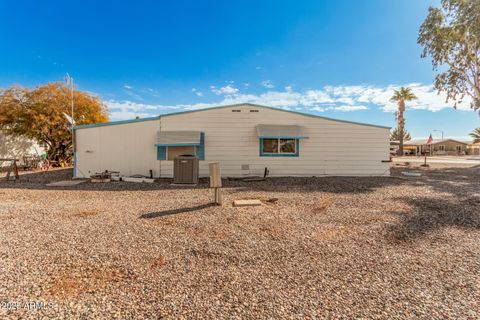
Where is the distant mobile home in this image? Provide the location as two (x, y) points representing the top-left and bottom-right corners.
(74, 104), (391, 178)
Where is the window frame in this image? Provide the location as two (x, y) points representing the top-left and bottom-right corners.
(259, 138), (299, 157)
(156, 132), (205, 161)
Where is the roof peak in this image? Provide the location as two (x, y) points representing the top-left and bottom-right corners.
(75, 103), (390, 130)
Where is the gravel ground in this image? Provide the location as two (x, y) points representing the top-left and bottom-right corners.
(0, 164), (479, 319)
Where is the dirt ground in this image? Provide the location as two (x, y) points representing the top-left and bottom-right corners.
(0, 164), (479, 319)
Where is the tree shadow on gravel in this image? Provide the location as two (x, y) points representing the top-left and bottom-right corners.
(386, 195), (480, 241)
(139, 203), (216, 219)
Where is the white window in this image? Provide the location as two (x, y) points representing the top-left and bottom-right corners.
(438, 145), (445, 151)
(261, 138), (297, 155)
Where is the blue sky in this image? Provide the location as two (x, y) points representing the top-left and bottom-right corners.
(0, 0), (478, 139)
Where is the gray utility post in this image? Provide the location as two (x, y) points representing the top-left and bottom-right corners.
(433, 129), (444, 140)
(65, 74), (75, 174)
(65, 73), (74, 121)
(209, 162), (222, 205)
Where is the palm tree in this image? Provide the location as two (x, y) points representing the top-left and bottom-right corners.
(390, 87), (417, 155)
(470, 128), (480, 143)
(390, 127), (412, 142)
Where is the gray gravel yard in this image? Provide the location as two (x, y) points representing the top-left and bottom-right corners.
(1, 164), (479, 319)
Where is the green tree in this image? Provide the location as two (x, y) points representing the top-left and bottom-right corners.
(418, 0), (480, 111)
(390, 87), (417, 156)
(390, 127), (412, 142)
(470, 128), (480, 143)
(0, 83), (108, 161)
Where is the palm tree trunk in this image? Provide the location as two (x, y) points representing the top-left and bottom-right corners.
(397, 101), (405, 156)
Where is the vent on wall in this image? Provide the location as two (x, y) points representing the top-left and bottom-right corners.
(232, 110), (241, 112)
(250, 109), (259, 112)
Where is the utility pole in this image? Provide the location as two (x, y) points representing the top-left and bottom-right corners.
(65, 73), (74, 121)
(433, 129), (444, 140)
(65, 74), (75, 175)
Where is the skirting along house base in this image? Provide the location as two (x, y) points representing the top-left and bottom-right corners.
(74, 104), (390, 178)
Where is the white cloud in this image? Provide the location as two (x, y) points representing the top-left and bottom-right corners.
(109, 110), (152, 121)
(104, 83), (473, 121)
(261, 80), (274, 89)
(123, 85), (132, 90)
(210, 85), (239, 95)
(325, 83), (472, 112)
(332, 105), (368, 112)
(310, 105), (367, 113)
(191, 88), (204, 97)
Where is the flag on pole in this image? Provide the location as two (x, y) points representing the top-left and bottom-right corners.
(426, 134), (433, 145)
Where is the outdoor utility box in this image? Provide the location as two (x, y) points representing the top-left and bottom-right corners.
(173, 155), (199, 184)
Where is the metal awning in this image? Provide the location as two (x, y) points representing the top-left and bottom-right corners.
(156, 131), (202, 146)
(256, 124), (308, 139)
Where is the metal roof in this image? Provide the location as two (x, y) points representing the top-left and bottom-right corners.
(405, 138), (470, 146)
(256, 124), (307, 138)
(156, 131), (202, 146)
(74, 103), (390, 130)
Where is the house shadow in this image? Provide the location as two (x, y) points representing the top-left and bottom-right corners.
(385, 165), (480, 241)
(139, 203), (216, 219)
(386, 195), (480, 241)
(0, 168), (404, 194)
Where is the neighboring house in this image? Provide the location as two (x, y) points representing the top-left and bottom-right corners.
(0, 130), (44, 167)
(467, 142), (480, 155)
(403, 138), (470, 156)
(74, 103), (391, 178)
(389, 141), (399, 156)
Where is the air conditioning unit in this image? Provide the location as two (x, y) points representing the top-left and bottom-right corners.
(173, 155), (199, 184)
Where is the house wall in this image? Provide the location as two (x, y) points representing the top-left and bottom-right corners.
(467, 144), (480, 155)
(432, 140), (467, 155)
(0, 131), (44, 167)
(75, 119), (160, 178)
(75, 104), (390, 178)
(159, 105), (390, 177)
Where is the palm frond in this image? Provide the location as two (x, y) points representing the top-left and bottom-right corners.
(470, 128), (480, 143)
(390, 87), (417, 102)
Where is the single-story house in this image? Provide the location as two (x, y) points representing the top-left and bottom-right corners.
(389, 141), (399, 155)
(403, 138), (469, 156)
(0, 130), (45, 167)
(467, 142), (480, 155)
(74, 103), (391, 178)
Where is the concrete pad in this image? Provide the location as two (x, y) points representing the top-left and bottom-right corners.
(401, 171), (422, 177)
(122, 177), (154, 183)
(46, 180), (86, 187)
(233, 199), (262, 207)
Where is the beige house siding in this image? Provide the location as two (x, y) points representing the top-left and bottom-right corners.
(467, 143), (480, 155)
(75, 119), (160, 178)
(75, 104), (390, 178)
(0, 131), (44, 166)
(158, 105), (390, 177)
(432, 140), (467, 155)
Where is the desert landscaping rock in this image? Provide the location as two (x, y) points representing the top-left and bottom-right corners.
(0, 165), (479, 319)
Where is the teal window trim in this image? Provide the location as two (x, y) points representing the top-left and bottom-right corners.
(259, 138), (299, 157)
(155, 132), (205, 160)
(157, 146), (167, 160)
(196, 132), (205, 160)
